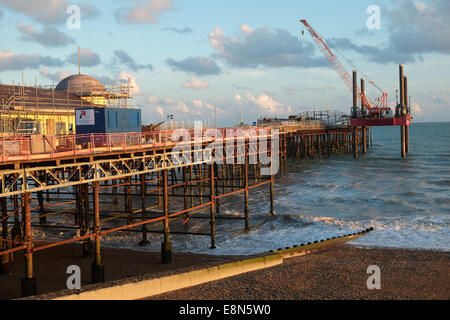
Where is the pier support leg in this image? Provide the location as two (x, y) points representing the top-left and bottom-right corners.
(362, 127), (367, 154)
(21, 192), (36, 297)
(82, 183), (92, 257)
(270, 172), (275, 216)
(161, 170), (172, 264)
(37, 191), (46, 225)
(353, 128), (359, 159)
(91, 182), (105, 284)
(244, 149), (249, 232)
(1, 197), (11, 274)
(405, 126), (409, 154)
(11, 181), (21, 246)
(401, 126), (406, 158)
(139, 174), (150, 247)
(210, 165), (216, 249)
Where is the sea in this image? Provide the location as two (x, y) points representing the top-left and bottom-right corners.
(34, 122), (450, 255)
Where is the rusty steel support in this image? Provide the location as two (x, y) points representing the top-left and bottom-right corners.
(161, 170), (172, 264)
(11, 181), (21, 246)
(209, 164), (216, 249)
(37, 191), (45, 225)
(21, 192), (36, 297)
(183, 167), (188, 211)
(189, 165), (194, 207)
(91, 181), (104, 283)
(404, 75), (409, 154)
(1, 196), (10, 274)
(214, 163), (220, 214)
(82, 183), (92, 257)
(270, 168), (275, 216)
(353, 128), (359, 159)
(244, 147), (250, 232)
(362, 127), (367, 154)
(399, 64), (406, 158)
(139, 173), (150, 247)
(353, 70), (358, 117)
(198, 164), (203, 205)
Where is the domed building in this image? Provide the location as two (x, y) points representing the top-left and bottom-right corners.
(56, 74), (108, 106)
(55, 74), (106, 93)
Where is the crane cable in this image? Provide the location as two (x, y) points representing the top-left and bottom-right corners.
(303, 22), (385, 96)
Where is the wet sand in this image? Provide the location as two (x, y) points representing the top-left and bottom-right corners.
(150, 245), (450, 300)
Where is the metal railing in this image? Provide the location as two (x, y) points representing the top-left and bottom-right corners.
(0, 127), (277, 163)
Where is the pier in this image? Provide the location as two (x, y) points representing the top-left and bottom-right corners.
(0, 122), (368, 297)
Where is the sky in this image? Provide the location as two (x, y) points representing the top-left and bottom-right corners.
(0, 0), (449, 126)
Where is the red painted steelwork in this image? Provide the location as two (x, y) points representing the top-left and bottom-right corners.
(351, 117), (411, 127)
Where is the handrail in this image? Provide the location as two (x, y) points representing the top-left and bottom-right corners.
(0, 128), (279, 163)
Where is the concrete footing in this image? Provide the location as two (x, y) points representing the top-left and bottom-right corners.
(91, 263), (105, 284)
(161, 241), (172, 264)
(21, 278), (37, 297)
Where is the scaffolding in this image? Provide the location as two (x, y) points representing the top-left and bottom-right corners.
(0, 78), (135, 137)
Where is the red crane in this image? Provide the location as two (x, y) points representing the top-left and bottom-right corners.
(300, 19), (388, 116)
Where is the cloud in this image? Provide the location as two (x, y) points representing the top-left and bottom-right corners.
(67, 47), (100, 67)
(166, 57), (221, 76)
(234, 94), (242, 102)
(143, 95), (227, 121)
(411, 101), (423, 116)
(147, 95), (174, 105)
(329, 0), (450, 63)
(156, 106), (164, 117)
(40, 68), (71, 83)
(162, 26), (193, 34)
(245, 93), (286, 114)
(115, 0), (173, 24)
(209, 25), (327, 68)
(114, 50), (153, 71)
(0, 0), (100, 24)
(182, 78), (209, 89)
(233, 84), (252, 90)
(16, 23), (75, 48)
(0, 50), (64, 71)
(116, 71), (141, 95)
(281, 86), (298, 96)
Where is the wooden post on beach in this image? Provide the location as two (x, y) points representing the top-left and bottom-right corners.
(161, 170), (172, 264)
(21, 192), (36, 297)
(0, 197), (10, 274)
(91, 182), (105, 283)
(139, 173), (150, 247)
(209, 164), (216, 249)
